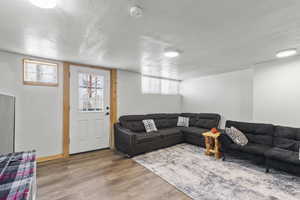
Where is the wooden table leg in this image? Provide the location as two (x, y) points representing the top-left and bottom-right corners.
(215, 137), (221, 159)
(204, 136), (210, 155)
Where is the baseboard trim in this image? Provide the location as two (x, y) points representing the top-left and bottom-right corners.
(37, 154), (64, 163)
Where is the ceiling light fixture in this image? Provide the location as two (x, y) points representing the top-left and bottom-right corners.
(276, 48), (297, 58)
(164, 50), (180, 58)
(29, 0), (57, 9)
(130, 6), (143, 18)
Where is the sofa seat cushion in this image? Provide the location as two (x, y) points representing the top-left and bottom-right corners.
(265, 148), (300, 166)
(229, 143), (272, 156)
(181, 127), (208, 136)
(159, 128), (182, 138)
(135, 132), (161, 144)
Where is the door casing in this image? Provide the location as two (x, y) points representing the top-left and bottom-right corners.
(69, 66), (110, 154)
(63, 62), (117, 158)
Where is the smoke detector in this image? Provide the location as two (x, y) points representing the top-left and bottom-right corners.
(130, 6), (143, 18)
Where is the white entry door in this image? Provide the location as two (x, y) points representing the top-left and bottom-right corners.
(70, 66), (110, 154)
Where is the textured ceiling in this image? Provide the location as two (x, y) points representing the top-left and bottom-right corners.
(0, 0), (300, 80)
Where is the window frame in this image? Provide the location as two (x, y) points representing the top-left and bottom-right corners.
(23, 59), (59, 87)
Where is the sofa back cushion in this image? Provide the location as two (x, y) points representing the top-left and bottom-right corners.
(181, 113), (199, 126)
(274, 126), (300, 152)
(146, 114), (172, 129)
(119, 113), (180, 131)
(119, 113), (221, 132)
(119, 115), (146, 132)
(194, 113), (221, 129)
(225, 121), (274, 146)
(165, 113), (181, 127)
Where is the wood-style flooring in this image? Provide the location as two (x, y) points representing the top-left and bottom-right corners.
(37, 150), (191, 200)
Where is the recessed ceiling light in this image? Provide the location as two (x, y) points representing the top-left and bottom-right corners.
(276, 49), (297, 58)
(164, 51), (180, 58)
(130, 6), (143, 18)
(29, 0), (57, 9)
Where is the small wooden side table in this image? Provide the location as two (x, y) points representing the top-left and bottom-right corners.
(202, 131), (221, 159)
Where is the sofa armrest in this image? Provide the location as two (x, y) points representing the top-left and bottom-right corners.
(219, 130), (233, 152)
(114, 123), (137, 155)
(115, 123), (137, 144)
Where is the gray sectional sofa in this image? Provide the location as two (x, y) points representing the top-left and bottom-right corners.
(114, 113), (221, 157)
(115, 113), (300, 176)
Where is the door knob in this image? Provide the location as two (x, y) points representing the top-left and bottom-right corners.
(106, 112), (110, 115)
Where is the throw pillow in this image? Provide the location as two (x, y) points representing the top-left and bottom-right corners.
(225, 126), (248, 146)
(142, 119), (158, 133)
(177, 116), (189, 127)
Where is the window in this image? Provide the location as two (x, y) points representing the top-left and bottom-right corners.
(23, 59), (58, 86)
(142, 76), (161, 94)
(161, 79), (180, 95)
(142, 76), (180, 95)
(78, 72), (104, 112)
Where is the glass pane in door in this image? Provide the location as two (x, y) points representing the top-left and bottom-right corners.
(78, 72), (104, 112)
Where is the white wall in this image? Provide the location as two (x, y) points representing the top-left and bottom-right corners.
(0, 53), (181, 158)
(253, 57), (300, 127)
(117, 70), (182, 117)
(0, 51), (63, 158)
(181, 56), (300, 128)
(2, 49), (299, 157)
(181, 69), (254, 128)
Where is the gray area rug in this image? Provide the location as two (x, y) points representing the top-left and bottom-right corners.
(133, 143), (300, 200)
